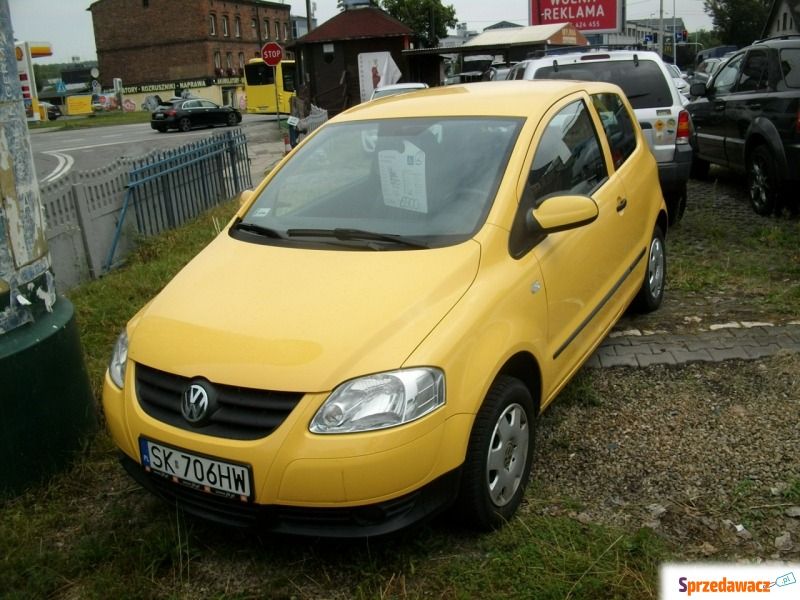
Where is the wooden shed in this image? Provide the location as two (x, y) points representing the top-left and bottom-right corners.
(290, 6), (423, 115)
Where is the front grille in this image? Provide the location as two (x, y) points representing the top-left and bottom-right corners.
(135, 363), (304, 440)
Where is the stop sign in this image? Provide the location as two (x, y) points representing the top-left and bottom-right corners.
(261, 42), (283, 67)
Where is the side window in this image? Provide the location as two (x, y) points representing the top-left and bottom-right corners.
(591, 93), (637, 169)
(779, 48), (800, 88)
(526, 99), (608, 205)
(714, 54), (743, 94)
(736, 50), (769, 92)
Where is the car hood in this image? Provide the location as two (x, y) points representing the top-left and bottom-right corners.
(128, 233), (481, 392)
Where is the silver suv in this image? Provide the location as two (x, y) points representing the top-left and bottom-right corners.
(507, 50), (692, 225)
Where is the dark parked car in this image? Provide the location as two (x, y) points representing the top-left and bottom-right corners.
(686, 57), (723, 87)
(151, 98), (242, 133)
(687, 34), (800, 215)
(40, 101), (61, 120)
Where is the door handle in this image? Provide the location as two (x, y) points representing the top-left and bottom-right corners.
(617, 198), (627, 213)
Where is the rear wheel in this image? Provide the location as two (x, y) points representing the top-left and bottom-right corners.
(455, 376), (535, 531)
(747, 145), (779, 216)
(178, 117), (192, 132)
(634, 224), (666, 313)
(663, 184), (687, 226)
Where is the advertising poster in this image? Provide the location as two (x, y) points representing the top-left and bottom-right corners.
(357, 52), (401, 102)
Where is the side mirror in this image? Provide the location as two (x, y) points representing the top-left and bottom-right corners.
(689, 82), (707, 97)
(527, 194), (599, 236)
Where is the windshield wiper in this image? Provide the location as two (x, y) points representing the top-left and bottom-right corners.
(286, 228), (429, 249)
(232, 221), (284, 239)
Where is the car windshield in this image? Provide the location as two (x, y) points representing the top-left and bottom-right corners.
(235, 117), (522, 249)
(535, 60), (674, 109)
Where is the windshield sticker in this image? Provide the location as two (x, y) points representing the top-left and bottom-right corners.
(378, 141), (428, 213)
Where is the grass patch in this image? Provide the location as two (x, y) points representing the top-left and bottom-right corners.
(667, 183), (800, 318)
(29, 110), (151, 132)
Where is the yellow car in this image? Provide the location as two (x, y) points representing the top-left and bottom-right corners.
(104, 80), (668, 537)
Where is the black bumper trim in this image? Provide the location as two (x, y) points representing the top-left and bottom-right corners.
(120, 453), (461, 537)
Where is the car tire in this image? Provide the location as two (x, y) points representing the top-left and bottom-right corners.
(455, 376), (535, 531)
(747, 145), (779, 216)
(633, 224), (666, 313)
(178, 117), (192, 132)
(226, 113), (238, 127)
(663, 184), (687, 226)
(690, 156), (710, 179)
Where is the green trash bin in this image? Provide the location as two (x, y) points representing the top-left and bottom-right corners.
(0, 296), (97, 496)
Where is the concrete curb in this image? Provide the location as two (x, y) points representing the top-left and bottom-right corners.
(588, 321), (800, 368)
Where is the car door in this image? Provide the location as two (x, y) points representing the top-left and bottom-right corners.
(515, 95), (631, 384)
(199, 100), (222, 125)
(689, 53), (744, 166)
(181, 100), (201, 127)
(720, 48), (771, 169)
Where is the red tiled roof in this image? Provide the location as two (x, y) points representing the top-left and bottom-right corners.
(297, 6), (414, 44)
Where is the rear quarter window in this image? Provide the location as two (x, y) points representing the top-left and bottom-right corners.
(779, 48), (800, 88)
(534, 60), (675, 109)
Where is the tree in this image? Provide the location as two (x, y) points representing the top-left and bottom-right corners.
(380, 0), (457, 46)
(703, 0), (771, 48)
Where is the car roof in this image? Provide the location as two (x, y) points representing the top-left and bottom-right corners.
(526, 49), (664, 63)
(373, 83), (428, 92)
(340, 80), (624, 121)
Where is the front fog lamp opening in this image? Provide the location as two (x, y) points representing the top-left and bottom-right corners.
(310, 368), (445, 434)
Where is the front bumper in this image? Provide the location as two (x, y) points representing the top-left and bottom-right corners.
(121, 452), (461, 537)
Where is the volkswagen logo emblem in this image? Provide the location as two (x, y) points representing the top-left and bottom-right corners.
(181, 382), (212, 424)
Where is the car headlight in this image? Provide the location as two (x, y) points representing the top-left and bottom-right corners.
(108, 329), (129, 389)
(310, 368), (445, 434)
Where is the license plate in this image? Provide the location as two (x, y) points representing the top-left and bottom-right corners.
(139, 438), (252, 501)
(154, 113), (165, 119)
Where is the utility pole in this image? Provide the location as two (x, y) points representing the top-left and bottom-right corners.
(0, 0), (96, 495)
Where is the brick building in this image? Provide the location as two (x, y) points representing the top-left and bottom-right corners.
(88, 0), (293, 110)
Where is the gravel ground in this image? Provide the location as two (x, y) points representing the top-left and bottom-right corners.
(529, 169), (800, 562)
(531, 355), (800, 561)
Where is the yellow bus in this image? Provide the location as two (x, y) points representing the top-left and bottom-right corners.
(244, 59), (296, 115)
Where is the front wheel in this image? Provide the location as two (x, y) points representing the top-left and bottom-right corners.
(455, 376), (535, 531)
(633, 224), (666, 313)
(747, 145), (779, 216)
(226, 112), (238, 127)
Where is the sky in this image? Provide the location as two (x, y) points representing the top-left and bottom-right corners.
(6, 0), (714, 66)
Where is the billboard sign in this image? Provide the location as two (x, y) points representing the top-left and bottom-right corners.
(530, 0), (624, 34)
